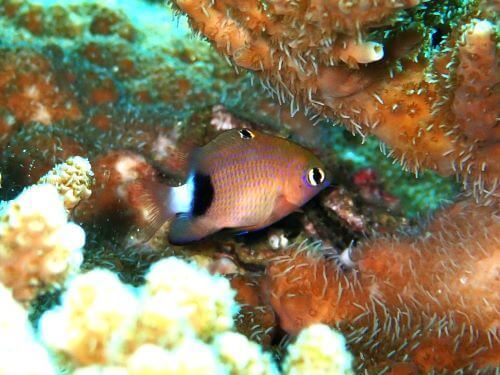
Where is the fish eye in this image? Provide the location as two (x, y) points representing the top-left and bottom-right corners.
(239, 128), (254, 139)
(306, 167), (325, 186)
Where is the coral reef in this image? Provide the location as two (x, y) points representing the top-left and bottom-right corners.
(0, 0), (496, 373)
(172, 0), (499, 200)
(0, 0), (457, 215)
(0, 184), (85, 302)
(39, 257), (352, 374)
(263, 199), (499, 372)
(0, 283), (56, 374)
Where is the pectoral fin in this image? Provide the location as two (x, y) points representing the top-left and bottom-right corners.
(268, 195), (299, 224)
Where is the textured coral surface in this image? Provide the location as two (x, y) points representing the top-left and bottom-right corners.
(264, 199), (499, 372)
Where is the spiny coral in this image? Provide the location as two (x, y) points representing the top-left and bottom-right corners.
(264, 199), (499, 372)
(38, 156), (94, 211)
(0, 283), (56, 375)
(172, 0), (499, 200)
(0, 184), (85, 302)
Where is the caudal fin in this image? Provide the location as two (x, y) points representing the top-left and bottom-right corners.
(121, 179), (176, 246)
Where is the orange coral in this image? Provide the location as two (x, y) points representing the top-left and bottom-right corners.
(0, 49), (81, 126)
(173, 0), (499, 200)
(263, 200), (499, 372)
(230, 274), (277, 348)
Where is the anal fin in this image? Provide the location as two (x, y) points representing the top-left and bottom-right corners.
(168, 214), (217, 245)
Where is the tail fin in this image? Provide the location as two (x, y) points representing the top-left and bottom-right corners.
(121, 179), (176, 246)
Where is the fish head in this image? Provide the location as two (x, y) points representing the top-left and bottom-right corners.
(283, 149), (331, 207)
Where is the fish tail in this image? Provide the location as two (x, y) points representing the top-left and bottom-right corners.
(122, 179), (178, 246)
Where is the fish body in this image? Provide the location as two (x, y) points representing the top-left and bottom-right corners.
(134, 128), (330, 244)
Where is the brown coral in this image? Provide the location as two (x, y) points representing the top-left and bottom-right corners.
(263, 200), (500, 372)
(0, 49), (82, 126)
(172, 0), (499, 200)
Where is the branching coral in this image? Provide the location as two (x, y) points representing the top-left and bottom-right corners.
(0, 283), (56, 375)
(40, 269), (139, 365)
(283, 324), (354, 375)
(39, 257), (239, 369)
(264, 199), (499, 372)
(39, 257), (353, 374)
(171, 0), (499, 200)
(0, 184), (85, 302)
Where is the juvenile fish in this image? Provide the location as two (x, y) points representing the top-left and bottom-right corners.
(131, 128), (330, 244)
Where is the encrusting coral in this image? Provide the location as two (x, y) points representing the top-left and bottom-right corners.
(0, 184), (85, 302)
(171, 0), (499, 201)
(263, 199), (499, 372)
(39, 257), (353, 374)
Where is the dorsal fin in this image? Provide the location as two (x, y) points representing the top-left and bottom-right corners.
(188, 129), (256, 172)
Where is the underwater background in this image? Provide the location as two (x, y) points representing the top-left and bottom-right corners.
(0, 0), (498, 373)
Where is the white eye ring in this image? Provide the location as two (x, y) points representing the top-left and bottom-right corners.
(307, 167), (325, 186)
(239, 128), (254, 139)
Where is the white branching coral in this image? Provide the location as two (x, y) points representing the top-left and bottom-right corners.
(0, 184), (85, 302)
(39, 258), (353, 374)
(145, 257), (238, 340)
(38, 156), (94, 211)
(40, 269), (139, 366)
(0, 283), (56, 375)
(110, 290), (196, 362)
(283, 324), (354, 375)
(40, 258), (237, 369)
(214, 332), (278, 375)
(127, 341), (220, 375)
